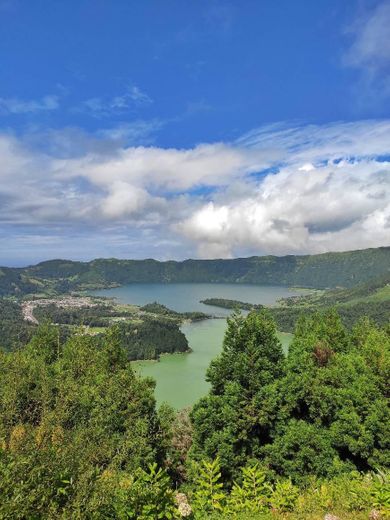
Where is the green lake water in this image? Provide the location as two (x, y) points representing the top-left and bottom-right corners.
(136, 323), (292, 409)
(92, 283), (299, 408)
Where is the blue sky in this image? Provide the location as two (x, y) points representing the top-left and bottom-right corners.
(0, 0), (389, 265)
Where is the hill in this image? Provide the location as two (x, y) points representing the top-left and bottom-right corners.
(0, 247), (389, 297)
(199, 273), (390, 332)
(278, 272), (390, 307)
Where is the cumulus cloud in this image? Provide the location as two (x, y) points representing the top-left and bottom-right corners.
(102, 182), (166, 219)
(179, 159), (390, 257)
(0, 119), (389, 261)
(177, 120), (390, 257)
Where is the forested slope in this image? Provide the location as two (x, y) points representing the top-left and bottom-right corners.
(0, 297), (190, 359)
(1, 246), (389, 296)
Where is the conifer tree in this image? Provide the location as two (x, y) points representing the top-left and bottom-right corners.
(190, 310), (285, 480)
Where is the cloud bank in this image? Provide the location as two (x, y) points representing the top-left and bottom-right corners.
(0, 119), (389, 262)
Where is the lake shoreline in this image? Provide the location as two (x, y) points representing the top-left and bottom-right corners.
(91, 283), (299, 408)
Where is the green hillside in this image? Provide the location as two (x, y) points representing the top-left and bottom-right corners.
(1, 246), (389, 297)
(268, 273), (390, 331)
(278, 273), (390, 307)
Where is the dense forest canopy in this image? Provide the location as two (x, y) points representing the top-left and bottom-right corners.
(0, 299), (34, 351)
(0, 298), (191, 359)
(190, 310), (389, 483)
(0, 309), (388, 518)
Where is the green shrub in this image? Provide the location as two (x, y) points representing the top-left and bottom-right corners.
(225, 463), (271, 515)
(370, 470), (390, 517)
(269, 478), (299, 513)
(112, 463), (177, 520)
(191, 458), (226, 516)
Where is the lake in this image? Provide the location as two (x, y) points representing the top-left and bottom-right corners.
(92, 283), (301, 408)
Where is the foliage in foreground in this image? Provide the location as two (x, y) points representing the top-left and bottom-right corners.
(0, 324), (170, 518)
(190, 310), (389, 484)
(0, 308), (388, 518)
(190, 458), (390, 519)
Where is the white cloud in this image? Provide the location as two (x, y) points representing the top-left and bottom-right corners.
(343, 1), (390, 104)
(0, 119), (389, 260)
(96, 119), (163, 144)
(57, 142), (274, 192)
(344, 1), (390, 72)
(179, 156), (390, 257)
(0, 95), (59, 114)
(81, 84), (152, 117)
(102, 181), (164, 218)
(128, 86), (153, 105)
(237, 120), (390, 160)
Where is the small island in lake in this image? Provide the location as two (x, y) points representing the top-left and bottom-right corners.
(200, 298), (264, 311)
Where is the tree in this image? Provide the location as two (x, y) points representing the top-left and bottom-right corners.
(0, 324), (168, 518)
(190, 308), (390, 484)
(267, 310), (390, 481)
(190, 310), (285, 481)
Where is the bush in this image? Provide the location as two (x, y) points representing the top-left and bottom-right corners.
(225, 463), (271, 515)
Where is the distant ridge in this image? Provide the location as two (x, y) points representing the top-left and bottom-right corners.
(0, 246), (389, 297)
